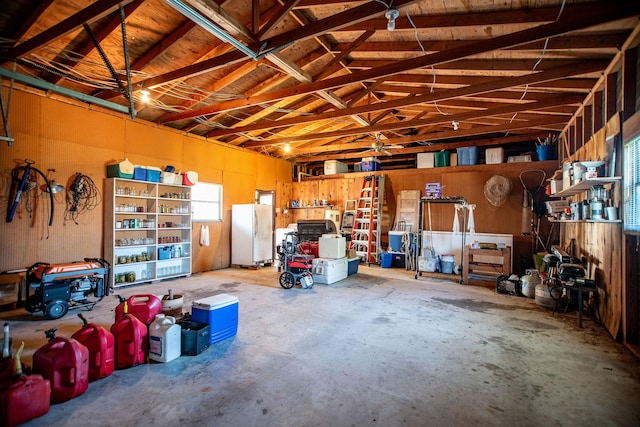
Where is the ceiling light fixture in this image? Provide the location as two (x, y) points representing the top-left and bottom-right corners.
(452, 120), (460, 131)
(283, 143), (291, 153)
(385, 8), (399, 31)
(140, 90), (150, 103)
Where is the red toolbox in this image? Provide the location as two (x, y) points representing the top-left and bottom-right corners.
(111, 302), (148, 369)
(115, 294), (162, 325)
(71, 314), (115, 382)
(32, 328), (89, 404)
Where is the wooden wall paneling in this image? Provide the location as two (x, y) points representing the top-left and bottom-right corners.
(623, 234), (639, 344)
(575, 116), (584, 150)
(583, 104), (593, 143)
(623, 47), (638, 120)
(569, 124), (576, 155)
(594, 90), (604, 133)
(607, 71), (618, 121)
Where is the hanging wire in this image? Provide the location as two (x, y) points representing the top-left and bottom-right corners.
(65, 173), (102, 224)
(506, 0), (567, 135)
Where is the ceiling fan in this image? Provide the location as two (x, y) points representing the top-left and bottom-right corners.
(358, 133), (403, 156)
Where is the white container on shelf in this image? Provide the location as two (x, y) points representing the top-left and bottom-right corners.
(324, 160), (348, 175)
(417, 153), (435, 168)
(485, 148), (504, 164)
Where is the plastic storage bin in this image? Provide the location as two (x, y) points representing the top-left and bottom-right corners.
(485, 147), (504, 164)
(456, 147), (479, 165)
(146, 167), (161, 182)
(380, 252), (393, 268)
(133, 166), (147, 181)
(318, 234), (346, 258)
(417, 152), (435, 168)
(191, 294), (239, 345)
(347, 257), (360, 275)
(391, 252), (406, 268)
(177, 320), (210, 356)
(434, 151), (450, 167)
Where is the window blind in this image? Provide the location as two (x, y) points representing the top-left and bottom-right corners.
(624, 134), (640, 231)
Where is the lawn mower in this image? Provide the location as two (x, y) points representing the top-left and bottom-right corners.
(25, 258), (110, 320)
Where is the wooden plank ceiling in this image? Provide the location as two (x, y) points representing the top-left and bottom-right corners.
(1, 0), (639, 172)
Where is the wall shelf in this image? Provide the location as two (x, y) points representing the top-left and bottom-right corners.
(551, 177), (621, 197)
(104, 178), (192, 289)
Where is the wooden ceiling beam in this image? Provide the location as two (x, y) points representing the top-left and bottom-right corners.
(7, 0), (137, 59)
(331, 33), (629, 53)
(6, 0), (56, 47)
(256, 0), (301, 40)
(206, 60), (608, 137)
(243, 93), (583, 147)
(44, 0), (146, 85)
(257, 0), (419, 53)
(160, 1), (637, 123)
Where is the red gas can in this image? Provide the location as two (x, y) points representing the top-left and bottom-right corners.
(71, 314), (115, 382)
(111, 302), (148, 369)
(115, 294), (162, 325)
(1, 342), (51, 426)
(32, 328), (89, 404)
(0, 374), (51, 426)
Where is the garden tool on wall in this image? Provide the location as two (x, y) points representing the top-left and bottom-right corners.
(6, 159), (53, 226)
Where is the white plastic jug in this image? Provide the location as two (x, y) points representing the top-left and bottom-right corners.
(149, 314), (181, 363)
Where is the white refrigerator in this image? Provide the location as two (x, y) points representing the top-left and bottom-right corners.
(231, 204), (273, 266)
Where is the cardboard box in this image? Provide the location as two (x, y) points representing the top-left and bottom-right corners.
(191, 294), (239, 345)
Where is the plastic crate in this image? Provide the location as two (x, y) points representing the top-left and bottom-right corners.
(456, 147), (479, 166)
(434, 151), (450, 167)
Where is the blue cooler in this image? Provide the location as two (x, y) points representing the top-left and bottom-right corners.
(191, 294), (239, 345)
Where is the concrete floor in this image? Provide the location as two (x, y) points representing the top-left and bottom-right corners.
(3, 265), (640, 427)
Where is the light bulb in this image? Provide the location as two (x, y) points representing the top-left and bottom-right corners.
(387, 19), (396, 31)
(283, 143), (291, 153)
(140, 90), (150, 103)
(385, 8), (399, 32)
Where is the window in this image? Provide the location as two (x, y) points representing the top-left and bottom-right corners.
(623, 133), (640, 232)
(191, 182), (222, 222)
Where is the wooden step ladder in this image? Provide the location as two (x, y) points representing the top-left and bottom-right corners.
(350, 175), (385, 264)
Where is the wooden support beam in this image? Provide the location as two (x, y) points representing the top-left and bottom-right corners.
(583, 104), (593, 143)
(160, 1), (638, 123)
(593, 90), (604, 133)
(606, 71), (618, 121)
(623, 47), (638, 120)
(8, 0), (136, 59)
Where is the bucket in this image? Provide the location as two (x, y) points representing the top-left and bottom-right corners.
(380, 252), (393, 268)
(441, 254), (455, 274)
(161, 289), (184, 316)
(149, 314), (181, 363)
(536, 144), (555, 161)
